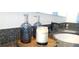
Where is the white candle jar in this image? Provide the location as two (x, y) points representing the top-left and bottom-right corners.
(36, 26), (48, 45)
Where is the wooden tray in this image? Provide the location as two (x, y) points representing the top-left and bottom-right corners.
(17, 37), (56, 47)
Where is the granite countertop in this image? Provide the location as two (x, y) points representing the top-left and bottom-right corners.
(0, 28), (20, 47)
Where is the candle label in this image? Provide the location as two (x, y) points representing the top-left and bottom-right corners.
(36, 27), (48, 43)
(37, 32), (48, 43)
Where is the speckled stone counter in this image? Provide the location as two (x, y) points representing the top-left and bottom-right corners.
(0, 28), (20, 47)
(0, 24), (53, 47)
(0, 23), (79, 47)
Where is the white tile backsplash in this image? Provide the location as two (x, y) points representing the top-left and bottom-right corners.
(0, 12), (66, 29)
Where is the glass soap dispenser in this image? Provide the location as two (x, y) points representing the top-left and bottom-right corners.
(20, 14), (32, 43)
(33, 16), (41, 38)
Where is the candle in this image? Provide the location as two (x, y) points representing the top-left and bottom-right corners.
(36, 26), (48, 45)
